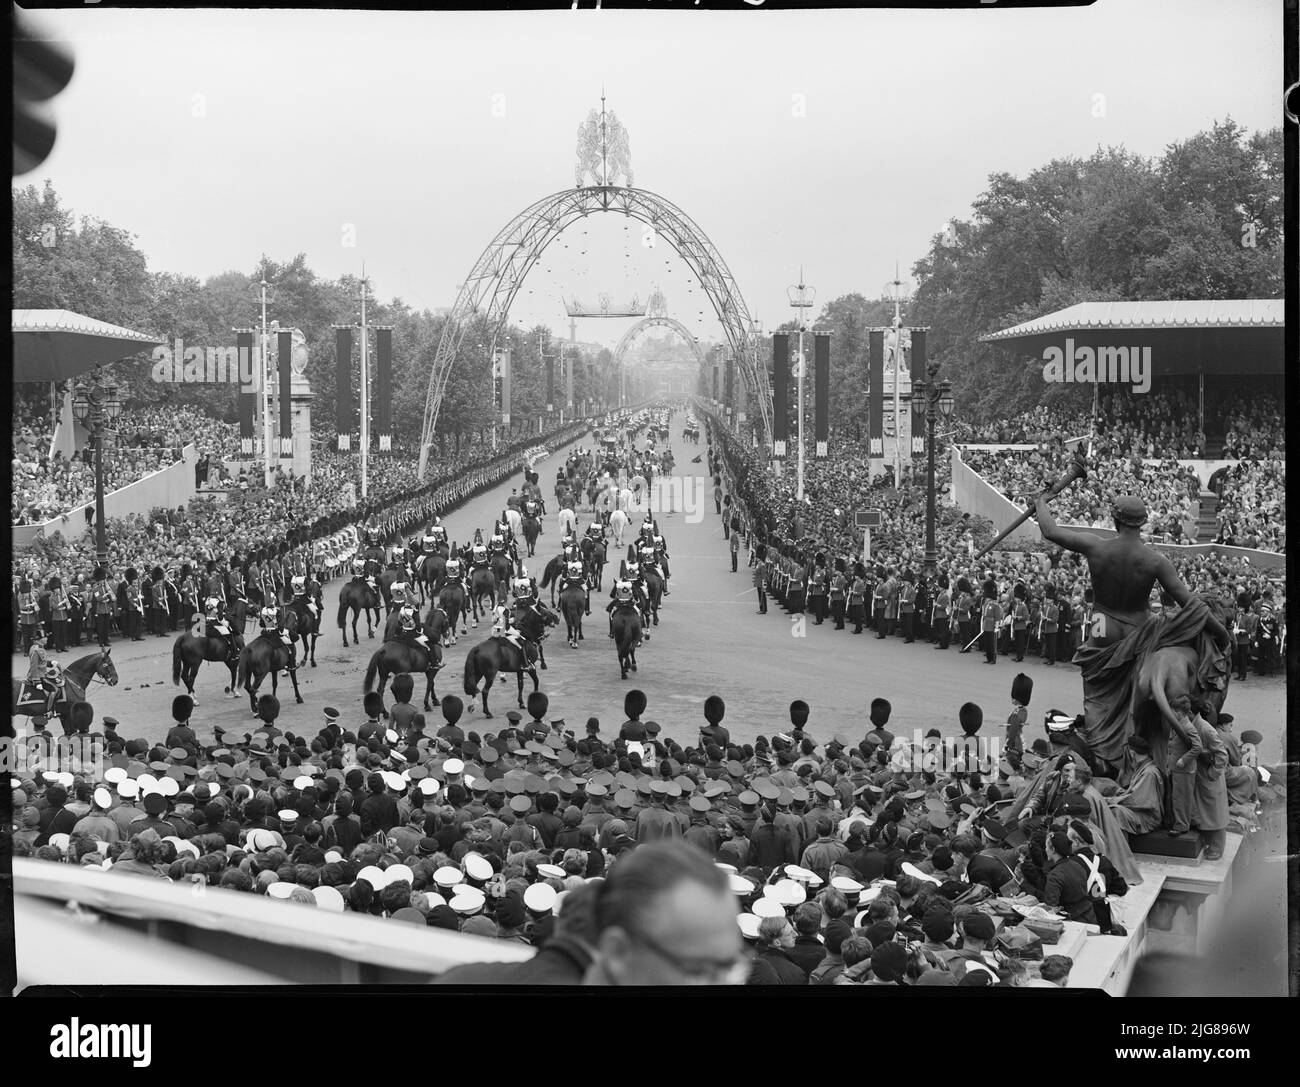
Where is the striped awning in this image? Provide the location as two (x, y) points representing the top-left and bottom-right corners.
(12, 308), (163, 383)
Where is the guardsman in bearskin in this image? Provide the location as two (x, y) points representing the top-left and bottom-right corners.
(1231, 591), (1257, 681)
(227, 558), (247, 612)
(805, 553), (828, 625)
(1011, 582), (1031, 662)
(915, 572), (932, 643)
(47, 576), (70, 652)
(123, 568), (145, 641)
(149, 567), (169, 637)
(828, 559), (848, 630)
(1039, 584), (1060, 665)
(17, 577), (41, 653)
(848, 563), (868, 635)
(898, 568), (918, 643)
(203, 560), (227, 612)
(872, 567), (890, 639)
(980, 578), (1003, 665)
(932, 573), (952, 650)
(87, 567), (114, 648)
(953, 576), (975, 652)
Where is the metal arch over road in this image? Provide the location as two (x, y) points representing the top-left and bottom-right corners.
(417, 184), (772, 478)
(612, 315), (708, 372)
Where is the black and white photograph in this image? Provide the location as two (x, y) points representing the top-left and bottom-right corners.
(6, 0), (1294, 1026)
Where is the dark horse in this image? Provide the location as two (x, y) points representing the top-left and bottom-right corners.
(521, 513), (543, 557)
(415, 548), (448, 602)
(538, 554), (570, 607)
(285, 595), (322, 667)
(172, 622), (245, 702)
(363, 632), (443, 710)
(235, 633), (303, 715)
(461, 602), (558, 716)
(490, 551), (514, 603)
(439, 581), (469, 644)
(11, 649), (119, 736)
(640, 566), (664, 626)
(383, 603), (452, 647)
(581, 535), (608, 592)
(468, 567), (497, 627)
(338, 578), (382, 647)
(559, 583), (588, 648)
(611, 606), (643, 679)
(377, 562), (411, 615)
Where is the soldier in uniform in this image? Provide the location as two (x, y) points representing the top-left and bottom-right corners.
(559, 558), (590, 616)
(898, 569), (918, 643)
(1040, 584), (1061, 665)
(47, 576), (70, 652)
(1231, 591), (1256, 681)
(88, 567), (115, 648)
(1011, 583), (1031, 662)
(66, 574), (85, 649)
(848, 564), (868, 635)
(17, 577), (41, 653)
(397, 602), (431, 651)
(26, 626), (63, 719)
(123, 568), (145, 641)
(955, 576), (976, 652)
(258, 603), (290, 648)
(980, 578), (1003, 665)
(829, 561), (848, 630)
(932, 574), (952, 650)
(148, 567), (169, 638)
(871, 567), (889, 638)
(203, 561), (227, 613)
(606, 579), (643, 647)
(205, 595), (240, 659)
(807, 554), (829, 625)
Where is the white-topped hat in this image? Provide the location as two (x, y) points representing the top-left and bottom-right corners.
(157, 776), (180, 797)
(266, 882), (296, 900)
(356, 865), (388, 890)
(277, 808), (299, 823)
(901, 861), (942, 886)
(422, 892), (447, 909)
(104, 767), (127, 785)
(728, 874), (755, 896)
(738, 913), (762, 940)
(385, 728), (400, 744)
(246, 829), (278, 852)
(384, 863), (414, 887)
(765, 879), (806, 907)
(47, 832), (71, 853)
(831, 876), (864, 894)
(449, 887), (486, 914)
(293, 775), (314, 790)
(381, 770), (405, 792)
(323, 850), (344, 864)
(536, 863), (566, 880)
(92, 787), (113, 810)
(463, 852), (493, 882)
(137, 774), (158, 793)
(117, 778), (139, 799)
(523, 882), (557, 913)
(715, 862), (738, 874)
(433, 865), (463, 889)
(443, 758), (465, 775)
(312, 885), (346, 912)
(418, 777), (439, 796)
(751, 897), (786, 919)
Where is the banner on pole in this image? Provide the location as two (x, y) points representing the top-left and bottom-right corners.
(277, 331), (293, 458)
(376, 327), (392, 452)
(814, 331), (830, 453)
(868, 329), (884, 458)
(772, 333), (790, 451)
(334, 326), (352, 451)
(237, 330), (255, 456)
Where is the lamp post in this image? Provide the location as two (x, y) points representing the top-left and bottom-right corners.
(787, 273), (815, 502)
(72, 369), (122, 569)
(909, 358), (954, 575)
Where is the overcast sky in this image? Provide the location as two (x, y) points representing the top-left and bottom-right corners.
(19, 0), (1282, 349)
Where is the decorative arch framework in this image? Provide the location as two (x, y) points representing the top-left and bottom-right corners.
(612, 316), (707, 371)
(418, 184), (770, 478)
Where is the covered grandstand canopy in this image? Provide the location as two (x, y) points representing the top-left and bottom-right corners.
(979, 300), (1283, 375)
(12, 308), (163, 383)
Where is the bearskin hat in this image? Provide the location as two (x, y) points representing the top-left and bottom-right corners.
(151, 566), (164, 581)
(624, 689), (648, 719)
(93, 566), (107, 581)
(704, 695), (726, 725)
(1011, 672), (1033, 707)
(1013, 582), (1027, 601)
(526, 690), (549, 720)
(956, 577), (972, 595)
(982, 578), (998, 599)
(1236, 591), (1251, 609)
(46, 576), (61, 590)
(125, 567), (138, 582)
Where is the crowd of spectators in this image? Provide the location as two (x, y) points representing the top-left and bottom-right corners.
(23, 675), (1222, 986)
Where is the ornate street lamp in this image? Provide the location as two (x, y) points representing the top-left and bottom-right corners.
(910, 358), (954, 574)
(71, 368), (122, 568)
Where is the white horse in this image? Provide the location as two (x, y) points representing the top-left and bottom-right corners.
(504, 508), (522, 539)
(609, 508), (629, 548)
(558, 507), (576, 537)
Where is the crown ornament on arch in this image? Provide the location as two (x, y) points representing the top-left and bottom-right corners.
(576, 93), (633, 188)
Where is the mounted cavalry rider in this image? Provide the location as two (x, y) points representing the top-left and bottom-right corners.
(204, 560), (227, 612)
(560, 558), (590, 612)
(258, 603), (290, 648)
(606, 579), (643, 646)
(291, 574), (320, 621)
(205, 595), (240, 659)
(25, 626), (63, 719)
(444, 555), (465, 585)
(608, 557), (650, 640)
(397, 602), (431, 651)
(492, 578), (532, 653)
(488, 531), (511, 566)
(639, 519), (671, 594)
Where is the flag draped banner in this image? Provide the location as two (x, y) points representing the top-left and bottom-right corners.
(335, 326), (352, 451)
(772, 333), (790, 456)
(869, 330), (884, 458)
(277, 331), (293, 459)
(237, 330), (255, 456)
